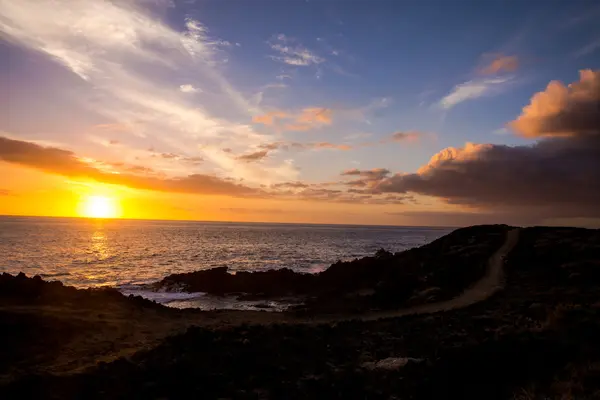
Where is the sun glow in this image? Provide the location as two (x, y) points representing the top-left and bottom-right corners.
(79, 195), (121, 219)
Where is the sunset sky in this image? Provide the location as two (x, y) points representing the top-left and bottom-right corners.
(1, 0), (599, 226)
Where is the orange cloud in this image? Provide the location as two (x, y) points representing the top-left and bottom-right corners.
(296, 107), (333, 125)
(479, 54), (519, 75)
(253, 107), (333, 131)
(509, 69), (600, 138)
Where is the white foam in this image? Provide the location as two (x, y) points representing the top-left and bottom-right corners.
(119, 288), (206, 304)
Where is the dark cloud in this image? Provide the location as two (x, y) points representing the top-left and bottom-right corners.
(341, 168), (390, 179)
(287, 186), (411, 205)
(271, 181), (310, 189)
(390, 131), (421, 142)
(341, 168), (361, 176)
(341, 168), (391, 190)
(236, 150), (269, 162)
(345, 179), (368, 187)
(374, 70), (600, 218)
(0, 136), (258, 197)
(161, 153), (179, 159)
(0, 189), (12, 196)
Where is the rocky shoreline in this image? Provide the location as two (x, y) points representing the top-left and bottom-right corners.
(1, 225), (600, 399)
(149, 224), (509, 313)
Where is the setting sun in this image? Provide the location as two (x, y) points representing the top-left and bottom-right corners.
(80, 195), (121, 219)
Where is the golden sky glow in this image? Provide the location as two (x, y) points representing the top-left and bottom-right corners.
(0, 163), (463, 226)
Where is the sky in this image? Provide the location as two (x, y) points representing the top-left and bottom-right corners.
(0, 0), (599, 227)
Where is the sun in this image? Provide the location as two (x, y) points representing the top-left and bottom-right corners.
(80, 195), (120, 219)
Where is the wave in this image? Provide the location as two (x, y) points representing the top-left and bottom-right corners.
(39, 272), (72, 278)
(116, 283), (300, 312)
(118, 286), (206, 304)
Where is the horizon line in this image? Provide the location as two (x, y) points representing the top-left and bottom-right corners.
(0, 213), (461, 229)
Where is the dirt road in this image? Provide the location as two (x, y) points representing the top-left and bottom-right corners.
(307, 228), (520, 323)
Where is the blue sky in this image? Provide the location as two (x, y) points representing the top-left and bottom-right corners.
(1, 0), (599, 226)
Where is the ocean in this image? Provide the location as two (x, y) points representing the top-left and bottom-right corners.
(0, 216), (451, 310)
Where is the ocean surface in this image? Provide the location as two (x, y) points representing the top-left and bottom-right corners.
(0, 216), (451, 310)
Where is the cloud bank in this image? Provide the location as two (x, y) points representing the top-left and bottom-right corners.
(376, 70), (600, 218)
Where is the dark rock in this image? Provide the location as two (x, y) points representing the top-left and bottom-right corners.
(147, 225), (513, 313)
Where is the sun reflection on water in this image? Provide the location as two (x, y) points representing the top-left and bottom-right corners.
(88, 219), (115, 262)
(91, 229), (108, 257)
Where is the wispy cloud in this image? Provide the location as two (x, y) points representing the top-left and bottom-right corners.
(573, 38), (600, 58)
(0, 0), (301, 186)
(479, 54), (519, 75)
(439, 76), (512, 109)
(562, 4), (600, 29)
(268, 34), (324, 66)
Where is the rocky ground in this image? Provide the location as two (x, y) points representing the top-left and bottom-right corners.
(1, 225), (599, 399)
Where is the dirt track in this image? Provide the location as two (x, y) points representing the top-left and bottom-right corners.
(309, 228), (521, 323)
